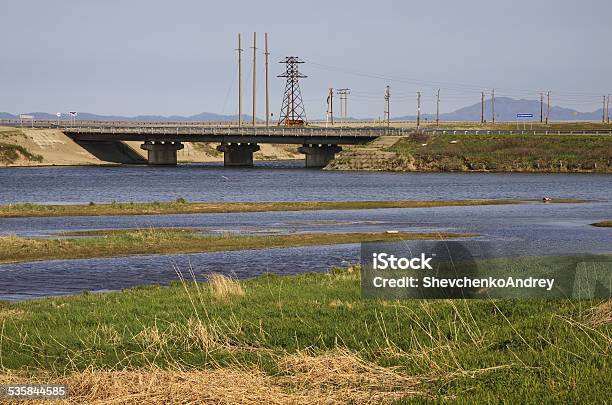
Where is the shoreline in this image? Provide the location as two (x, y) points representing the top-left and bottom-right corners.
(0, 198), (587, 218)
(4, 160), (612, 173)
(327, 133), (612, 173)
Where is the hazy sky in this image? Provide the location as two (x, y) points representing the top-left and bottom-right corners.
(1, 0), (611, 118)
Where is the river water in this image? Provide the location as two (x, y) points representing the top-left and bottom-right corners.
(1, 162), (611, 300)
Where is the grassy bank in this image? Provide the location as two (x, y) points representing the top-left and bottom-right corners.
(415, 122), (612, 131)
(0, 198), (543, 218)
(389, 133), (612, 172)
(0, 128), (43, 165)
(0, 142), (43, 165)
(0, 229), (470, 264)
(592, 220), (612, 227)
(0, 270), (609, 403)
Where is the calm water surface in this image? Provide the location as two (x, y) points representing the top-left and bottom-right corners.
(1, 162), (610, 300)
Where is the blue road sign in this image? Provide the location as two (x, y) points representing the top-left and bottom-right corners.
(516, 113), (534, 118)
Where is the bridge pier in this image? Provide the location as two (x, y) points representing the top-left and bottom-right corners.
(298, 144), (342, 168)
(140, 141), (184, 165)
(216, 142), (260, 166)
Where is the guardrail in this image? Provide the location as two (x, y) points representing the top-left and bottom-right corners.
(61, 125), (410, 138)
(426, 129), (612, 135)
(2, 119), (610, 136)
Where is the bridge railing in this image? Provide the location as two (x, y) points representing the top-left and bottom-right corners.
(0, 119), (410, 136)
(426, 129), (612, 135)
(61, 125), (411, 138)
(3, 119), (611, 136)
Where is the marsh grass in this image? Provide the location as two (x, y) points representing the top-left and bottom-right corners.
(0, 265), (609, 402)
(0, 199), (530, 219)
(207, 274), (246, 301)
(0, 229), (471, 264)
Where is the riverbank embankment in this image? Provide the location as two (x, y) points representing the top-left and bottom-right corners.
(327, 133), (612, 172)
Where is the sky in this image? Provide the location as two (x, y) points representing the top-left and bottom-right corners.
(1, 0), (611, 119)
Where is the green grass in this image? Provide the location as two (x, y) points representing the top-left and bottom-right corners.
(0, 142), (43, 165)
(0, 269), (609, 402)
(0, 229), (471, 264)
(592, 220), (612, 227)
(389, 133), (612, 172)
(417, 121), (612, 131)
(0, 198), (537, 218)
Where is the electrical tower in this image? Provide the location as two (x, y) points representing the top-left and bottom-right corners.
(278, 56), (307, 126)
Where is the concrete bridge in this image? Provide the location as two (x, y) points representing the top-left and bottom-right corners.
(54, 123), (410, 167)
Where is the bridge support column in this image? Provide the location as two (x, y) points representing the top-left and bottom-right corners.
(298, 144), (342, 168)
(216, 142), (260, 166)
(140, 141), (184, 165)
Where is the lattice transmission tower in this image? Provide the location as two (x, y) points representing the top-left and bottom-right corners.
(278, 56), (307, 126)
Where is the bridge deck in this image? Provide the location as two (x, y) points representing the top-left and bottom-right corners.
(55, 124), (409, 145)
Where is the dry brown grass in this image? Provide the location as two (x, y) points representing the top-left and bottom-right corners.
(0, 367), (297, 405)
(207, 274), (245, 301)
(0, 308), (25, 320)
(133, 326), (167, 350)
(0, 349), (433, 404)
(587, 300), (612, 328)
(277, 348), (426, 403)
(328, 299), (354, 310)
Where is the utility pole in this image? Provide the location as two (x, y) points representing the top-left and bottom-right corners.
(264, 33), (270, 127)
(540, 93), (544, 123)
(237, 33), (243, 127)
(546, 91), (550, 124)
(607, 94), (610, 124)
(491, 89), (495, 125)
(326, 88), (334, 127)
(384, 85), (390, 128)
(481, 92), (484, 124)
(252, 32), (257, 127)
(603, 95), (607, 124)
(338, 91), (343, 125)
(416, 91), (421, 129)
(345, 91), (349, 124)
(337, 89), (350, 126)
(436, 89), (440, 128)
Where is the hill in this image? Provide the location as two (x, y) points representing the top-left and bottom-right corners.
(395, 97), (604, 122)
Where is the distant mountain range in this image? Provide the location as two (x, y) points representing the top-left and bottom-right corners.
(394, 97), (606, 122)
(0, 97), (606, 122)
(0, 111), (253, 122)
